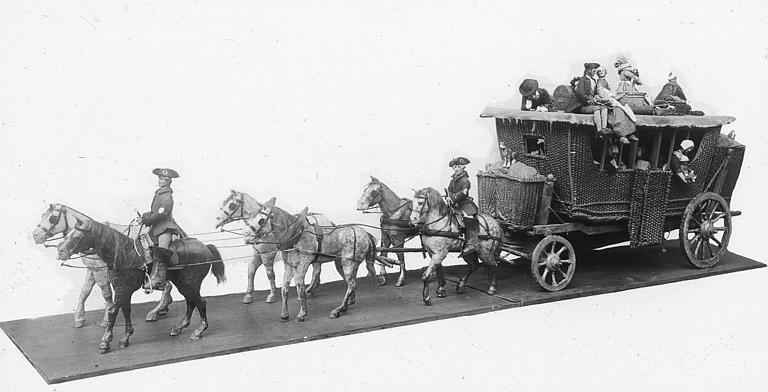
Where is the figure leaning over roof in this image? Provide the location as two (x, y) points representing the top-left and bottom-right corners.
(519, 79), (553, 112)
(446, 157), (480, 257)
(139, 168), (186, 290)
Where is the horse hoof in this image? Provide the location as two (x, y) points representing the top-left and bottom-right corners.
(280, 314), (289, 321)
(456, 283), (465, 294)
(169, 328), (181, 336)
(378, 277), (387, 286)
(157, 307), (169, 316)
(145, 314), (158, 322)
(98, 320), (109, 328)
(189, 333), (202, 340)
(74, 319), (86, 329)
(99, 343), (110, 354)
(395, 279), (405, 287)
(242, 294), (254, 304)
(329, 311), (340, 319)
(296, 316), (305, 323)
(340, 306), (348, 313)
(265, 293), (276, 303)
(119, 340), (129, 348)
(436, 288), (447, 298)
(423, 296), (432, 306)
(487, 287), (497, 295)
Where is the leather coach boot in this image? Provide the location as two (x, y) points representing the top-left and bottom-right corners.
(149, 247), (173, 290)
(460, 217), (479, 257)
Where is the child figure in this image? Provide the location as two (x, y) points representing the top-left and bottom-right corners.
(499, 141), (513, 168)
(595, 66), (638, 144)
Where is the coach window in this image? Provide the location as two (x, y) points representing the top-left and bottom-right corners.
(524, 135), (546, 157)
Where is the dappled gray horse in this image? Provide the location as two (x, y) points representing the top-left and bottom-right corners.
(243, 198), (382, 321)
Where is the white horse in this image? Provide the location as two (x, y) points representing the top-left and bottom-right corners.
(33, 204), (174, 327)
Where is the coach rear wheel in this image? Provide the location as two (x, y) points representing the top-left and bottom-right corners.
(530, 235), (576, 292)
(680, 192), (732, 269)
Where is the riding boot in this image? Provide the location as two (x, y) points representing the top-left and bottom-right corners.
(460, 217), (479, 257)
(149, 247), (172, 290)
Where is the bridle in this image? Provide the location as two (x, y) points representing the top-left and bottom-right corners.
(37, 205), (69, 239)
(245, 210), (275, 242)
(60, 224), (91, 258)
(360, 184), (411, 215)
(219, 194), (246, 225)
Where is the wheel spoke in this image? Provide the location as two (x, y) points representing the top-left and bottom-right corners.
(556, 246), (566, 257)
(541, 268), (549, 282)
(693, 236), (703, 258)
(713, 226), (728, 232)
(551, 270), (559, 286)
(549, 242), (555, 254)
(688, 232), (701, 244)
(711, 236), (722, 248)
(708, 207), (722, 221)
(690, 216), (702, 228)
(705, 241), (715, 257)
(688, 228), (700, 234)
(710, 212), (726, 224)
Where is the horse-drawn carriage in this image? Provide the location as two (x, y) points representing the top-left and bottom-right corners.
(477, 108), (744, 291)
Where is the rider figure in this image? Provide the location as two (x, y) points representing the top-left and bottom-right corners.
(447, 157), (479, 256)
(140, 168), (182, 290)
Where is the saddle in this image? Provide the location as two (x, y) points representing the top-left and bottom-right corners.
(139, 233), (201, 270)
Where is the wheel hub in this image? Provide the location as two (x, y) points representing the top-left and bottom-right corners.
(545, 253), (561, 270)
(700, 220), (714, 239)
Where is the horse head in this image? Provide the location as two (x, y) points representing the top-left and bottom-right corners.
(215, 189), (247, 228)
(57, 218), (93, 260)
(357, 176), (383, 211)
(33, 203), (70, 244)
(409, 187), (445, 225)
(243, 197), (276, 245)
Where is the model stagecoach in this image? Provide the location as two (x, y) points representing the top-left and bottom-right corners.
(478, 108), (744, 291)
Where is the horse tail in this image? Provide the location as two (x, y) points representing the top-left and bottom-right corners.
(366, 232), (377, 263)
(206, 244), (226, 284)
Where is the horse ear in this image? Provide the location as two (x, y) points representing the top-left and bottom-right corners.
(265, 197), (276, 208)
(370, 176), (379, 183)
(230, 189), (237, 196)
(75, 217), (84, 227)
(298, 207), (309, 218)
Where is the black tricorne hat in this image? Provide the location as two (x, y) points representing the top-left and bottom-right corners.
(152, 168), (180, 178)
(519, 79), (539, 97)
(449, 157), (471, 167)
(584, 62), (600, 70)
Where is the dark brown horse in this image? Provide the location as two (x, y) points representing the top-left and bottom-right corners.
(409, 187), (503, 305)
(356, 176), (418, 286)
(243, 198), (381, 321)
(57, 219), (225, 354)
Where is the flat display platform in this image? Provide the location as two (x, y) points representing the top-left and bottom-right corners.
(1, 241), (763, 384)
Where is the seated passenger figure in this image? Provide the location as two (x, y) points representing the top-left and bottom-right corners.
(669, 139), (697, 183)
(565, 62), (609, 136)
(447, 157), (480, 257)
(519, 79), (554, 112)
(635, 144), (651, 170)
(654, 72), (692, 114)
(595, 66), (638, 144)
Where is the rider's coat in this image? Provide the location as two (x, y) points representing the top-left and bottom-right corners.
(142, 185), (181, 240)
(448, 170), (478, 215)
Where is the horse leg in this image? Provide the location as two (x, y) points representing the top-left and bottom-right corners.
(435, 264), (447, 298)
(422, 251), (447, 306)
(395, 238), (407, 287)
(330, 259), (359, 318)
(280, 265), (294, 321)
(145, 282), (173, 321)
(189, 294), (208, 340)
(481, 252), (499, 295)
(263, 252), (278, 303)
(306, 263), (321, 297)
(243, 252), (264, 304)
(118, 302), (134, 348)
(93, 267), (114, 327)
(294, 262), (310, 322)
(365, 259), (384, 287)
(457, 252), (481, 294)
(169, 296), (194, 336)
(99, 296), (122, 354)
(378, 235), (392, 286)
(74, 269), (97, 328)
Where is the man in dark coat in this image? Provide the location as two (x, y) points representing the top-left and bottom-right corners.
(519, 79), (554, 111)
(447, 157), (479, 256)
(140, 168), (183, 290)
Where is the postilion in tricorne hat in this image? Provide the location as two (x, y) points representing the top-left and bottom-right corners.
(152, 168), (180, 178)
(449, 157), (471, 167)
(519, 79), (539, 97)
(584, 62), (600, 70)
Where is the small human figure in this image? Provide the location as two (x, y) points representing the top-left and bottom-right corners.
(447, 157), (479, 257)
(499, 141), (513, 168)
(669, 140), (697, 183)
(139, 168), (184, 290)
(519, 79), (553, 112)
(595, 66), (638, 144)
(613, 55), (644, 94)
(635, 144), (651, 170)
(654, 72), (692, 114)
(566, 62), (609, 136)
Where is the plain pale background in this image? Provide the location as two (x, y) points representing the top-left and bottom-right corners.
(1, 1), (767, 391)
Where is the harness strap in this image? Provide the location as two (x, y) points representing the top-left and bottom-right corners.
(419, 227), (462, 239)
(380, 217), (415, 228)
(312, 223), (324, 263)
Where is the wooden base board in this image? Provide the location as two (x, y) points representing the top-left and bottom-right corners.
(1, 241), (763, 384)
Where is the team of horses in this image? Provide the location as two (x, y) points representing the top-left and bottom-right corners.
(34, 176), (503, 354)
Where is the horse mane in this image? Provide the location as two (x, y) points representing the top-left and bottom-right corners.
(420, 187), (450, 216)
(86, 221), (142, 268)
(56, 203), (96, 221)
